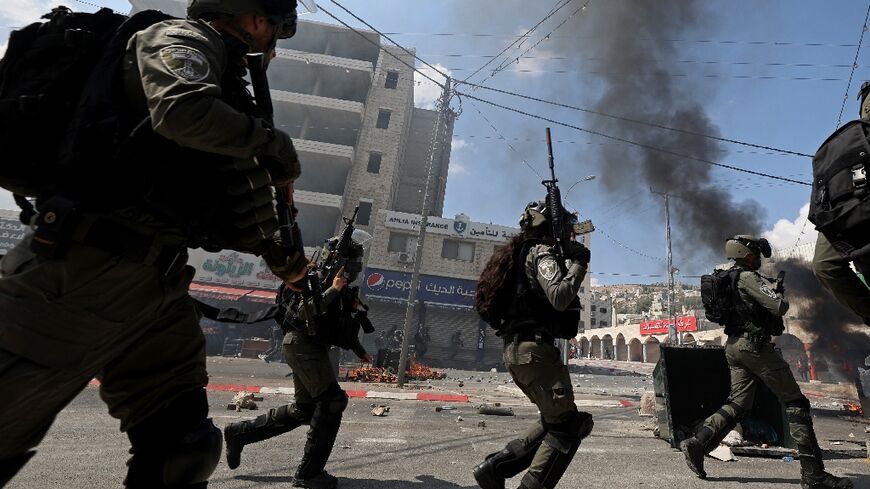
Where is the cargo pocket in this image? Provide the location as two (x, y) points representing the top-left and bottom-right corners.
(0, 291), (123, 369)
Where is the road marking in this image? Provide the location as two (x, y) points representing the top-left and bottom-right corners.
(354, 438), (408, 444)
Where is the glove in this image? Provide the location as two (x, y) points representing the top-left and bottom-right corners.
(259, 122), (300, 185)
(565, 241), (591, 265)
(259, 234), (308, 282)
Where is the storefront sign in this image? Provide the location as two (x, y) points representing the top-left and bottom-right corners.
(188, 249), (282, 291)
(639, 316), (698, 335)
(383, 210), (516, 242)
(0, 215), (27, 254)
(362, 267), (477, 307)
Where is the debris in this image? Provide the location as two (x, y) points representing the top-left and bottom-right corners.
(371, 406), (389, 417)
(708, 445), (736, 462)
(782, 456), (794, 463)
(761, 443), (769, 449)
(456, 416), (464, 422)
(341, 445), (352, 450)
(435, 406), (456, 412)
(477, 421), (486, 428)
(490, 368), (497, 373)
(227, 391), (261, 411)
(348, 359), (445, 383)
(831, 441), (842, 446)
(637, 391), (655, 417)
(721, 427), (745, 447)
(494, 402), (501, 407)
(458, 381), (464, 388)
(848, 433), (855, 438)
(478, 404), (515, 416)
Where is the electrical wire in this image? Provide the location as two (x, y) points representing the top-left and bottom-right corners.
(457, 90), (813, 186)
(835, 1), (870, 128)
(462, 0), (573, 84)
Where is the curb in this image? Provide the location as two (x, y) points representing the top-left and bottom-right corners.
(88, 380), (469, 403)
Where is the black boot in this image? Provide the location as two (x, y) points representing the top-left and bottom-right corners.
(293, 397), (345, 488)
(225, 404), (306, 470)
(787, 404), (853, 489)
(679, 426), (714, 480)
(473, 420), (547, 489)
(292, 471), (338, 489)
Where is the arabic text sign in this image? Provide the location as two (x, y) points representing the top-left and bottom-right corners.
(383, 210), (516, 242)
(362, 268), (477, 307)
(0, 217), (27, 253)
(187, 249), (282, 291)
(639, 316), (698, 335)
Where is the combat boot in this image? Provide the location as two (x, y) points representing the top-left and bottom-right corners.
(679, 436), (707, 479)
(801, 471), (853, 489)
(224, 405), (307, 469)
(473, 453), (506, 489)
(292, 471), (338, 489)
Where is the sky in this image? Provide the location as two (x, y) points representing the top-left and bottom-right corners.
(0, 0), (866, 285)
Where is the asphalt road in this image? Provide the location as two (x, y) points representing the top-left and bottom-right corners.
(7, 358), (870, 489)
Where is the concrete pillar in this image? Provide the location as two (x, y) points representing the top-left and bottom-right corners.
(804, 342), (818, 381)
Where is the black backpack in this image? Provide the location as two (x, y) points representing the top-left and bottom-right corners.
(700, 267), (744, 327)
(808, 119), (870, 259)
(0, 6), (126, 197)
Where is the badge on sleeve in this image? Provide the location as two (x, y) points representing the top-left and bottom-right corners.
(760, 283), (777, 299)
(159, 45), (210, 82)
(538, 258), (558, 281)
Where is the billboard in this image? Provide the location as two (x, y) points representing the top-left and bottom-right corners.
(362, 268), (476, 307)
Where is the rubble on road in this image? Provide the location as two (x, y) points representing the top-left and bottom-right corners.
(348, 359), (446, 383)
(637, 391), (655, 417)
(478, 404), (514, 416)
(227, 391), (262, 411)
(371, 405), (390, 416)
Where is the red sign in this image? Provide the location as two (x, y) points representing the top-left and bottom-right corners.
(639, 316), (698, 335)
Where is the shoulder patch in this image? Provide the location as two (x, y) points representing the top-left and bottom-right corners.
(164, 28), (211, 44)
(759, 282), (777, 299)
(159, 45), (210, 82)
(538, 258), (558, 281)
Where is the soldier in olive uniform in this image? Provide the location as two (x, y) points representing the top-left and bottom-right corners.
(473, 200), (593, 489)
(0, 1), (308, 487)
(812, 82), (870, 325)
(681, 236), (852, 489)
(224, 238), (373, 489)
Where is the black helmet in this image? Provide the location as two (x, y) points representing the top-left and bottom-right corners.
(188, 0), (299, 38)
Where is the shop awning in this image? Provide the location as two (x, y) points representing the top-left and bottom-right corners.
(189, 282), (276, 304)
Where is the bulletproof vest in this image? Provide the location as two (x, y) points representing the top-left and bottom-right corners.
(808, 119), (870, 259)
(702, 267), (783, 337)
(282, 284), (364, 349)
(504, 240), (580, 340)
(62, 23), (276, 252)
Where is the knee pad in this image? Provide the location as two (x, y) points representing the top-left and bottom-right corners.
(543, 411), (593, 454)
(256, 403), (314, 429)
(487, 420), (547, 478)
(317, 383), (349, 416)
(125, 388), (220, 488)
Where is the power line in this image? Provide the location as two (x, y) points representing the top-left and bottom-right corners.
(457, 81), (813, 157)
(462, 0), (573, 84)
(465, 100), (545, 179)
(457, 90), (813, 186)
(835, 1), (870, 128)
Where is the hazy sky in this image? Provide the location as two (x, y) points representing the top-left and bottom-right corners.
(1, 0), (864, 285)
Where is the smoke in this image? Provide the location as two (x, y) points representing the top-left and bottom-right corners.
(774, 258), (870, 379)
(578, 0), (765, 258)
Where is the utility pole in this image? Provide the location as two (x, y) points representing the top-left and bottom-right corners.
(397, 77), (454, 387)
(651, 189), (679, 345)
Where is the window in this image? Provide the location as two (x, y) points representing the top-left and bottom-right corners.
(357, 201), (372, 226)
(376, 109), (391, 129)
(600, 307), (607, 314)
(600, 321), (608, 327)
(388, 232), (416, 252)
(441, 239), (475, 261)
(384, 71), (399, 89)
(590, 305), (597, 312)
(367, 152), (382, 173)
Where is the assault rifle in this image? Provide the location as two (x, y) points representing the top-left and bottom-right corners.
(319, 206), (363, 287)
(247, 52), (322, 335)
(544, 127), (568, 261)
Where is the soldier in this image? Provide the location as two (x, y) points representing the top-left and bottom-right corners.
(681, 236), (852, 489)
(812, 81), (870, 325)
(0, 1), (308, 487)
(473, 200), (593, 489)
(223, 237), (373, 489)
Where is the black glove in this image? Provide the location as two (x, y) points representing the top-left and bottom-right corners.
(565, 241), (590, 265)
(259, 234), (308, 281)
(775, 270), (785, 294)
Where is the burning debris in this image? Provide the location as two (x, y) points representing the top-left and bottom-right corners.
(347, 359), (446, 383)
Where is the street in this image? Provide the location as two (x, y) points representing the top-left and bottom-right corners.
(8, 358), (870, 488)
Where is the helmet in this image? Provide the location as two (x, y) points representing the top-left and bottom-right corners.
(188, 0), (299, 38)
(859, 81), (870, 119)
(725, 235), (771, 260)
(520, 199), (582, 235)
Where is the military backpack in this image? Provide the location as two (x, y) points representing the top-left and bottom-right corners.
(808, 119), (870, 259)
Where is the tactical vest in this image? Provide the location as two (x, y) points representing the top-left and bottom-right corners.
(503, 240), (580, 340)
(281, 284), (368, 349)
(714, 267), (785, 338)
(61, 20), (276, 252)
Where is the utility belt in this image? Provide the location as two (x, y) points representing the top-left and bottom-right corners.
(730, 330), (771, 352)
(503, 329), (555, 346)
(30, 195), (187, 277)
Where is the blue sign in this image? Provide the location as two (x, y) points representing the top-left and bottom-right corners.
(362, 268), (477, 307)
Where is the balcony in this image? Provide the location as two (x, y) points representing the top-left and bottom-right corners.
(269, 49), (373, 104)
(272, 90), (363, 147)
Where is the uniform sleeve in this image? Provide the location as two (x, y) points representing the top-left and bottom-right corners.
(127, 22), (298, 172)
(738, 271), (789, 316)
(529, 246), (587, 311)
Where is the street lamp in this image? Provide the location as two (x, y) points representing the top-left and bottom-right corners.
(565, 175), (596, 200)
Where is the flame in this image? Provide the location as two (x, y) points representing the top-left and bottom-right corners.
(844, 402), (863, 416)
(347, 359), (446, 383)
